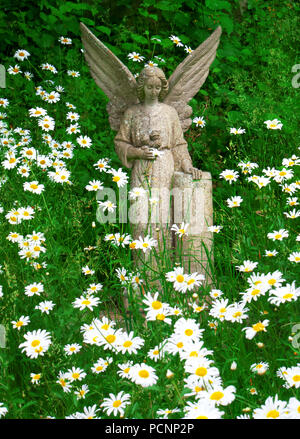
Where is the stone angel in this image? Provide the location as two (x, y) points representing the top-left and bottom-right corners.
(81, 23), (221, 282)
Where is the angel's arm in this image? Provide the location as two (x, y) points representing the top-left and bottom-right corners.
(172, 109), (202, 179)
(114, 109), (155, 168)
(171, 109), (193, 172)
(114, 108), (135, 168)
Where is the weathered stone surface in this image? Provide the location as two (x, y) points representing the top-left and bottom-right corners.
(172, 171), (214, 286)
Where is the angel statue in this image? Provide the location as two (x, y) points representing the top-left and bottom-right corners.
(81, 23), (222, 285)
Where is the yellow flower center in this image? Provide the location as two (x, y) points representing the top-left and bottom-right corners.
(101, 324), (109, 330)
(16, 321), (23, 327)
(153, 350), (159, 355)
(185, 329), (193, 336)
(196, 416), (208, 419)
(252, 322), (265, 332)
(96, 366), (103, 371)
(274, 234), (282, 239)
(251, 289), (261, 296)
(195, 386), (204, 393)
(195, 367), (207, 377)
(156, 314), (165, 320)
(283, 293), (293, 299)
(210, 391), (224, 401)
(72, 373), (80, 380)
(82, 299), (91, 305)
(123, 341), (132, 348)
(177, 342), (184, 348)
(123, 367), (130, 374)
(266, 410), (279, 418)
(106, 334), (116, 343)
(113, 176), (120, 182)
(233, 311), (242, 318)
(31, 340), (40, 347)
(150, 301), (163, 313)
(190, 351), (198, 357)
(268, 278), (276, 285)
(113, 400), (122, 408)
(138, 370), (149, 379)
(293, 375), (300, 382)
(176, 274), (184, 283)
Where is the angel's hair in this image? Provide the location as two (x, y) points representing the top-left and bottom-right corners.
(136, 67), (169, 102)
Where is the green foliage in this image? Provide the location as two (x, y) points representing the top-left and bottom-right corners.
(0, 0), (299, 421)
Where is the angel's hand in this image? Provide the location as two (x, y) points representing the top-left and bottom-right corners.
(138, 146), (156, 160)
(127, 146), (155, 160)
(191, 167), (202, 180)
(182, 160), (202, 179)
(181, 159), (193, 174)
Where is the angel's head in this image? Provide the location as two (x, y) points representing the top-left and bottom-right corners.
(136, 67), (169, 103)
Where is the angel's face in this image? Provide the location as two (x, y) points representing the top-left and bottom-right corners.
(143, 76), (162, 103)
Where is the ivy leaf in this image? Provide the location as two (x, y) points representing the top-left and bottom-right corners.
(219, 15), (234, 35)
(95, 26), (111, 36)
(131, 33), (148, 45)
(155, 1), (182, 11)
(205, 0), (232, 11)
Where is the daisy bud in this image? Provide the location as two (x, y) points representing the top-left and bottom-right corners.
(242, 407), (251, 413)
(92, 221), (96, 228)
(230, 361), (237, 370)
(256, 342), (264, 348)
(166, 369), (174, 379)
(192, 293), (198, 299)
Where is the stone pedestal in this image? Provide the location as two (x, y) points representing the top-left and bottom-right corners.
(172, 172), (214, 286)
(128, 171), (214, 287)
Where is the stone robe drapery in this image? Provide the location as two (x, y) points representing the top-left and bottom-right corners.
(114, 102), (193, 259)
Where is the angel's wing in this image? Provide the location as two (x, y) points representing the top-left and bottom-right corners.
(80, 23), (138, 131)
(164, 26), (222, 132)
